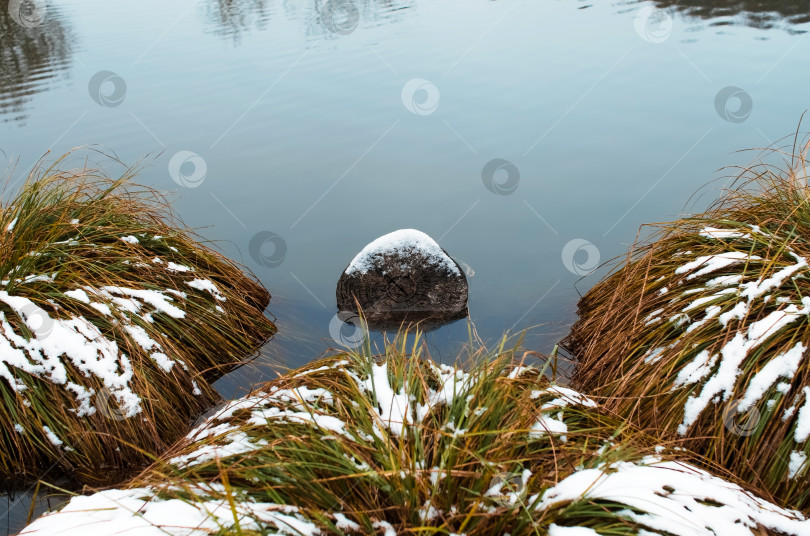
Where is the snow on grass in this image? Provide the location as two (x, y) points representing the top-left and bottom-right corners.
(669, 313), (689, 328)
(0, 291), (141, 418)
(0, 274), (214, 423)
(643, 308), (664, 325)
(97, 286), (186, 318)
(705, 274), (743, 288)
(166, 262), (192, 273)
(673, 350), (717, 388)
(19, 488), (322, 536)
(42, 426), (62, 447)
(679, 304), (810, 435)
(793, 386), (810, 443)
(169, 430), (269, 468)
(345, 229), (461, 276)
(186, 278), (226, 301)
(643, 345), (671, 364)
(357, 360), (468, 437)
(63, 289), (90, 303)
(484, 469), (532, 507)
(530, 411), (568, 441)
(674, 252), (759, 280)
(719, 301), (749, 326)
(534, 457), (808, 536)
(89, 301), (112, 316)
(119, 235), (139, 244)
(737, 342), (805, 411)
(20, 351), (810, 536)
(699, 227), (752, 240)
(685, 305), (722, 333)
(548, 525), (601, 535)
(170, 379), (347, 469)
(666, 236), (810, 435)
(172, 359), (471, 469)
(739, 252), (809, 301)
(682, 295), (720, 312)
(789, 451), (808, 479)
(528, 387), (598, 442)
(537, 385), (598, 408)
(123, 324), (176, 373)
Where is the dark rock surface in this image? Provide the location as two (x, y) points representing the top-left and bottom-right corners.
(336, 229), (468, 328)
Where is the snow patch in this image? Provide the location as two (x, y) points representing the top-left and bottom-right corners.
(674, 252), (759, 280)
(534, 458), (808, 536)
(119, 235), (139, 244)
(345, 229), (460, 276)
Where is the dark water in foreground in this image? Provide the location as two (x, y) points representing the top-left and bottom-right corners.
(1, 0), (810, 532)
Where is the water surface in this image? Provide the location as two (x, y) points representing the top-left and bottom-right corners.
(1, 0), (809, 531)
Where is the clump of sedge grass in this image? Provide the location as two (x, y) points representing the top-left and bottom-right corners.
(21, 333), (810, 535)
(564, 140), (810, 510)
(0, 153), (276, 486)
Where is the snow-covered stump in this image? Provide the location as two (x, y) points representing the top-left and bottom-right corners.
(336, 229), (468, 328)
(21, 339), (810, 535)
(564, 164), (810, 510)
(0, 162), (275, 485)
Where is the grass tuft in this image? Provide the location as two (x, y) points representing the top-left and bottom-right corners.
(0, 153), (275, 485)
(563, 141), (810, 510)
(23, 334), (807, 535)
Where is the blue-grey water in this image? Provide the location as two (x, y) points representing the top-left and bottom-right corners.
(1, 0), (809, 532)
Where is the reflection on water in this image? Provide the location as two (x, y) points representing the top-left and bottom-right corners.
(1, 484), (68, 536)
(336, 309), (469, 333)
(646, 0), (810, 31)
(284, 0), (415, 40)
(202, 0), (272, 42)
(0, 0), (805, 124)
(201, 0), (415, 43)
(202, 0), (810, 39)
(0, 4), (74, 124)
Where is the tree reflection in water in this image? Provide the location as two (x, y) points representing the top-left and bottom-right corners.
(201, 0), (415, 43)
(202, 0), (272, 43)
(645, 0), (810, 31)
(0, 5), (74, 124)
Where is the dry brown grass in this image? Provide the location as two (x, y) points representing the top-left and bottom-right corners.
(22, 335), (805, 535)
(564, 140), (810, 510)
(0, 153), (275, 486)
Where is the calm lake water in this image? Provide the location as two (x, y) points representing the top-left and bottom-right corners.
(1, 0), (809, 532)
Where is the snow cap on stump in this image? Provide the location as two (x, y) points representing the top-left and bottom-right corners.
(337, 229), (468, 328)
